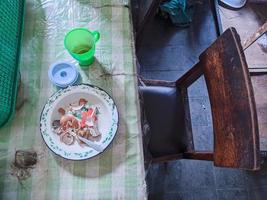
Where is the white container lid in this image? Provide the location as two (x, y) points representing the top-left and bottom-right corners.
(48, 61), (78, 88)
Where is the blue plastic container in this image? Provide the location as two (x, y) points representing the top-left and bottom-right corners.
(48, 61), (78, 88)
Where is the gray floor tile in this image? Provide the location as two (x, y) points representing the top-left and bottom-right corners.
(137, 0), (218, 79)
(146, 163), (169, 194)
(138, 19), (197, 47)
(214, 168), (247, 189)
(192, 125), (213, 151)
(189, 97), (212, 127)
(248, 186), (267, 200)
(162, 191), (194, 200)
(245, 165), (267, 189)
(146, 160), (215, 196)
(216, 189), (249, 200)
(137, 1), (218, 48)
(163, 160), (215, 192)
(138, 45), (199, 71)
(191, 189), (217, 200)
(187, 76), (209, 98)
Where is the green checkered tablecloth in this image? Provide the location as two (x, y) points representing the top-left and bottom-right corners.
(0, 0), (146, 199)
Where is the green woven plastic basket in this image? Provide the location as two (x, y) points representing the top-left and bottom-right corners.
(0, 0), (25, 127)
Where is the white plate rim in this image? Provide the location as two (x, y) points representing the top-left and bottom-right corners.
(39, 84), (119, 160)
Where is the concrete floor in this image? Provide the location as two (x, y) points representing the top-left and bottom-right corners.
(136, 1), (267, 199)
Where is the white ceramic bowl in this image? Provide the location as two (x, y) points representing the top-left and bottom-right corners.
(40, 84), (119, 160)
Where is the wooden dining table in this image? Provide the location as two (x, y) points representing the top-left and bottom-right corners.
(0, 0), (146, 199)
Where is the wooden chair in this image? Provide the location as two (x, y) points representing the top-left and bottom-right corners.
(140, 27), (260, 170)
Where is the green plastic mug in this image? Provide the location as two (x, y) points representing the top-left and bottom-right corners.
(64, 28), (100, 66)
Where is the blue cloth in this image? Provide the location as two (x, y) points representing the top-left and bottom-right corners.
(160, 0), (194, 27)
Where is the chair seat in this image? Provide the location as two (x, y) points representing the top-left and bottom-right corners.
(140, 86), (187, 158)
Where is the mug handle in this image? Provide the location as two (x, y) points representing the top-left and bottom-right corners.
(92, 31), (100, 42)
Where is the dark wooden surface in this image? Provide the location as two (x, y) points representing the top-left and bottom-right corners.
(176, 62), (203, 89)
(200, 28), (260, 170)
(183, 151), (214, 161)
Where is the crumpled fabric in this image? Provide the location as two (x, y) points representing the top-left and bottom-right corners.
(159, 0), (194, 27)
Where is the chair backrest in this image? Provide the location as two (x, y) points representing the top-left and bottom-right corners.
(201, 28), (260, 170)
(177, 27), (260, 170)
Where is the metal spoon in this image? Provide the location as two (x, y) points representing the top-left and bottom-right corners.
(69, 130), (104, 152)
(77, 136), (104, 152)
